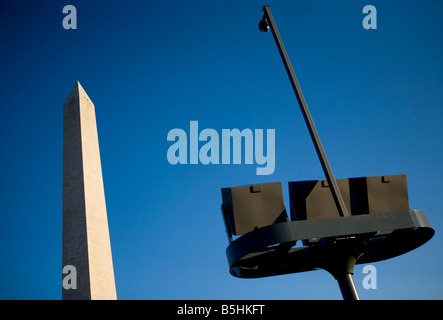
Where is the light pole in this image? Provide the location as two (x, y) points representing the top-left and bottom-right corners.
(219, 6), (435, 301)
(259, 6), (349, 219)
(259, 6), (357, 299)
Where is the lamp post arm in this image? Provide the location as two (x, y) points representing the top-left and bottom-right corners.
(262, 5), (349, 217)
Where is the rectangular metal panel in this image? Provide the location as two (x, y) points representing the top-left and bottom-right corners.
(350, 175), (409, 215)
(289, 179), (351, 221)
(221, 182), (287, 236)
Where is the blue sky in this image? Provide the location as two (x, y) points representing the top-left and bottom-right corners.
(1, 0), (442, 300)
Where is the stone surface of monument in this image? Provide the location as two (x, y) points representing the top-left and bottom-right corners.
(62, 81), (117, 300)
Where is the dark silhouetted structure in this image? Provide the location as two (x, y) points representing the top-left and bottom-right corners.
(220, 6), (434, 300)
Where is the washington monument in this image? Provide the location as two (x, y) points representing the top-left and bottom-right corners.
(62, 81), (117, 300)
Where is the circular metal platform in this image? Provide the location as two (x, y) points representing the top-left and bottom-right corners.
(226, 210), (434, 279)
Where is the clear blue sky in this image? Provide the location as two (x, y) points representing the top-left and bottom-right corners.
(1, 0), (442, 300)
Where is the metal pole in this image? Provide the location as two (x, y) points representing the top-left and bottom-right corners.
(337, 274), (360, 300)
(262, 6), (349, 217)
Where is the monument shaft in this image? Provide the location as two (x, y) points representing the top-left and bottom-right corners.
(62, 81), (117, 300)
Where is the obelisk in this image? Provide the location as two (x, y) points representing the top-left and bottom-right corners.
(62, 81), (117, 300)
